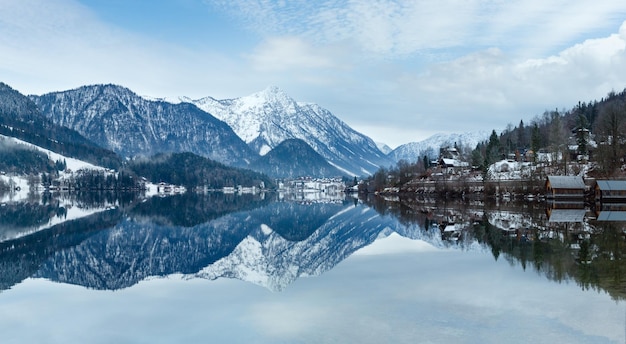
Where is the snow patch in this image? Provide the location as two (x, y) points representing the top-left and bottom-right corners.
(260, 224), (273, 235)
(0, 134), (104, 172)
(354, 232), (440, 256)
(259, 144), (272, 156)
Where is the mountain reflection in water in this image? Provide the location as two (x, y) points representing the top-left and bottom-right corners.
(1, 193), (626, 299)
(1, 193), (626, 343)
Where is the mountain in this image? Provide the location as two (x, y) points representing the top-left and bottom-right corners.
(389, 131), (490, 163)
(182, 86), (392, 176)
(376, 142), (393, 155)
(0, 82), (121, 168)
(32, 84), (256, 167)
(249, 138), (342, 178)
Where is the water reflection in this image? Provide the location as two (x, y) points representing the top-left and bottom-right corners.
(1, 192), (626, 301)
(365, 196), (626, 301)
(2, 193), (626, 343)
(0, 193), (432, 292)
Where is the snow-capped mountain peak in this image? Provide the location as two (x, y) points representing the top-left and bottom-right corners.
(184, 87), (392, 175)
(252, 85), (294, 106)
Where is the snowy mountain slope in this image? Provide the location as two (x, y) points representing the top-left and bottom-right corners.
(32, 84), (256, 167)
(182, 86), (392, 176)
(0, 134), (104, 172)
(376, 142), (393, 155)
(0, 133), (110, 204)
(389, 131), (490, 163)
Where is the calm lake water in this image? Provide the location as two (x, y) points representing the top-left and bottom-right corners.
(0, 192), (625, 343)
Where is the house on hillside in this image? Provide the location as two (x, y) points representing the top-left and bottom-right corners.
(440, 146), (460, 160)
(594, 180), (626, 203)
(545, 176), (585, 200)
(438, 146), (469, 173)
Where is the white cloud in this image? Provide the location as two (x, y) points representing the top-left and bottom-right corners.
(2, 0), (626, 148)
(391, 21), (626, 137)
(247, 36), (339, 71)
(215, 0), (626, 59)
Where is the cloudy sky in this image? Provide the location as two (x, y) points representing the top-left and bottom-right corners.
(1, 0), (626, 148)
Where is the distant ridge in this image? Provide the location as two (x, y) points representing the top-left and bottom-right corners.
(389, 131), (490, 163)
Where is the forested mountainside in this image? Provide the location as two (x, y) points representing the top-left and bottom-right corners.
(32, 84), (256, 167)
(249, 139), (343, 178)
(128, 152), (274, 189)
(0, 83), (121, 169)
(472, 88), (626, 177)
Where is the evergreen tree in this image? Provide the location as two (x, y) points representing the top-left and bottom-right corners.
(575, 113), (589, 158)
(517, 120), (526, 148)
(484, 130), (500, 168)
(531, 123), (541, 162)
(471, 147), (483, 168)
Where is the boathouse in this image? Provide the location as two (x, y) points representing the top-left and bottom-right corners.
(546, 208), (586, 223)
(545, 176), (585, 200)
(594, 180), (626, 203)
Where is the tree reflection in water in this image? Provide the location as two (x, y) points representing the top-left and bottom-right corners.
(2, 192), (625, 300)
(364, 195), (626, 301)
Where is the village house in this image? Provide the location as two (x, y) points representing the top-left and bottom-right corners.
(438, 146), (469, 174)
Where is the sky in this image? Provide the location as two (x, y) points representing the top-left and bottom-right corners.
(1, 0), (626, 148)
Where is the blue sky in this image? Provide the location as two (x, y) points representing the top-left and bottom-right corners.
(2, 0), (626, 148)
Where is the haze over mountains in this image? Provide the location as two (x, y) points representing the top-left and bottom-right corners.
(1, 80), (488, 179)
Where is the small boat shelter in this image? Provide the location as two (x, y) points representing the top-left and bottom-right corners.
(595, 211), (626, 221)
(547, 208), (586, 223)
(545, 176), (585, 200)
(594, 180), (626, 203)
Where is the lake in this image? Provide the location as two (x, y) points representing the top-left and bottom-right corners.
(0, 192), (624, 343)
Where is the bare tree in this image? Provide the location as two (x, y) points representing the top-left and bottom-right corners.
(594, 100), (626, 176)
